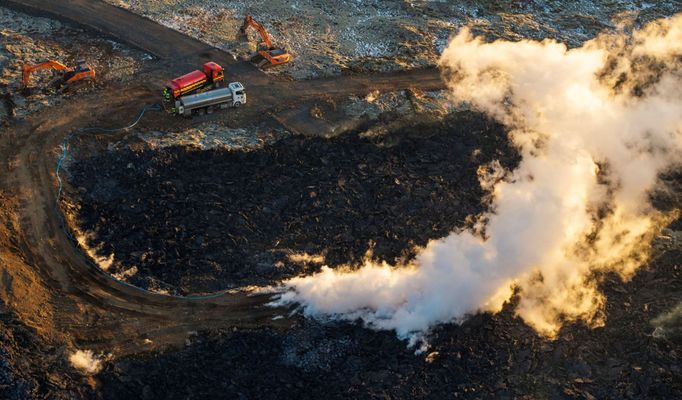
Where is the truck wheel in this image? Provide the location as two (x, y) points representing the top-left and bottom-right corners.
(234, 101), (241, 108)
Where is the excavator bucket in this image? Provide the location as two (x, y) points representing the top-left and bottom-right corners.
(21, 64), (31, 88)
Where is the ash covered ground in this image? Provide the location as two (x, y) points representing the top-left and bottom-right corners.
(100, 249), (682, 400)
(60, 101), (682, 400)
(63, 97), (682, 399)
(65, 111), (517, 294)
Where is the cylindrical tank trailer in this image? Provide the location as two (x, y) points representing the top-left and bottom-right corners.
(174, 82), (246, 117)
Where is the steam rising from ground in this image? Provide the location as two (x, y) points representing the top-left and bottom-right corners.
(277, 16), (682, 340)
(69, 350), (102, 374)
(653, 301), (682, 342)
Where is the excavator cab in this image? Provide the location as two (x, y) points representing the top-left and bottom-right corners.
(74, 60), (92, 73)
(237, 15), (291, 68)
(202, 61), (224, 86)
(250, 49), (291, 68)
(51, 60), (95, 92)
(263, 48), (290, 64)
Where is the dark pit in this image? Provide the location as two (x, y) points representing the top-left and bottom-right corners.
(65, 111), (519, 294)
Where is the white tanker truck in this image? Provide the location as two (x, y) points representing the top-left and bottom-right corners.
(174, 82), (246, 116)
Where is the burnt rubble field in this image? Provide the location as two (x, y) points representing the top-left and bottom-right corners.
(65, 111), (518, 294)
(84, 247), (682, 399)
(102, 260), (682, 400)
(53, 112), (682, 400)
(2, 1), (681, 397)
(2, 237), (681, 399)
(0, 301), (97, 399)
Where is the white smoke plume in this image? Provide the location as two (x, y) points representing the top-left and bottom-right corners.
(653, 300), (682, 342)
(69, 349), (103, 374)
(276, 15), (682, 340)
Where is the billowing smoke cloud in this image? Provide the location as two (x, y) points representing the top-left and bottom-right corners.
(69, 349), (103, 374)
(276, 15), (682, 341)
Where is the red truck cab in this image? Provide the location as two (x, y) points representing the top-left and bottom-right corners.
(163, 62), (224, 102)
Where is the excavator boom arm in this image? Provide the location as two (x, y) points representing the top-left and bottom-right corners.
(239, 15), (273, 49)
(22, 60), (71, 87)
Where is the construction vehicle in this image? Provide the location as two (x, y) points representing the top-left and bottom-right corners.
(21, 60), (95, 91)
(237, 15), (291, 68)
(162, 62), (224, 105)
(173, 82), (246, 117)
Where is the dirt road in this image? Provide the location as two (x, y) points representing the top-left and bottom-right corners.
(0, 0), (446, 355)
(0, 0), (219, 60)
(1, 82), (304, 355)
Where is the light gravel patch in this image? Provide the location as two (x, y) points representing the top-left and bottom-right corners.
(136, 122), (291, 151)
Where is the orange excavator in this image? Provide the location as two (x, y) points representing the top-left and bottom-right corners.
(21, 60), (95, 91)
(237, 15), (291, 68)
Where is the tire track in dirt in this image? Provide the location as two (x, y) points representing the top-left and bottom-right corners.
(1, 84), (291, 355)
(0, 0), (446, 356)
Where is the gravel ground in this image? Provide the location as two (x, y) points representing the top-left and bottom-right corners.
(102, 0), (681, 79)
(135, 122), (290, 151)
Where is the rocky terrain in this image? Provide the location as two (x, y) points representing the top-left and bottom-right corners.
(0, 300), (97, 399)
(103, 0), (680, 79)
(0, 7), (149, 123)
(64, 110), (518, 294)
(60, 90), (682, 400)
(100, 238), (682, 399)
